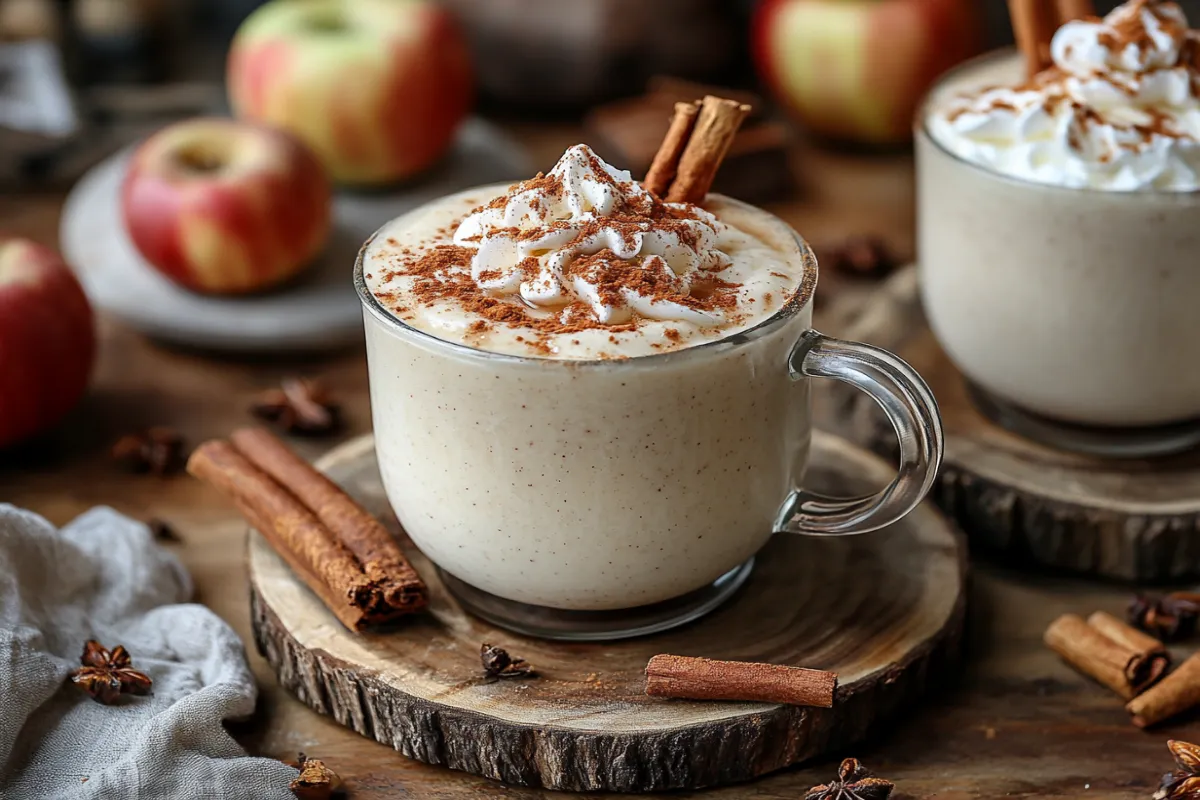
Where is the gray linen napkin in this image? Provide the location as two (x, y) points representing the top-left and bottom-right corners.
(0, 504), (296, 799)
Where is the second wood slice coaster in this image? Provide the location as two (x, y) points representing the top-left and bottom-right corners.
(832, 266), (1200, 583)
(248, 431), (966, 792)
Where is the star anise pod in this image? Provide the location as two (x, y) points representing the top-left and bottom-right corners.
(111, 427), (186, 476)
(288, 752), (342, 799)
(820, 236), (900, 279)
(481, 643), (535, 679)
(805, 758), (894, 800)
(1129, 593), (1200, 642)
(250, 378), (340, 436)
(1155, 740), (1200, 799)
(70, 640), (152, 705)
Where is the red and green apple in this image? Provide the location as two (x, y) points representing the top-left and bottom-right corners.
(122, 117), (331, 295)
(753, 0), (983, 145)
(227, 0), (474, 185)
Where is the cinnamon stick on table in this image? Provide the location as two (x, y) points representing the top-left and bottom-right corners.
(1044, 612), (1169, 700)
(645, 654), (836, 707)
(188, 428), (427, 631)
(1128, 652), (1200, 728)
(643, 95), (750, 205)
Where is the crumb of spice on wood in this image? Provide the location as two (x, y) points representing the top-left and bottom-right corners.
(69, 640), (152, 705)
(1130, 592), (1200, 642)
(146, 517), (181, 543)
(288, 753), (342, 800)
(481, 643), (535, 679)
(804, 758), (894, 800)
(817, 235), (901, 279)
(1154, 740), (1200, 800)
(111, 427), (186, 476)
(250, 378), (340, 436)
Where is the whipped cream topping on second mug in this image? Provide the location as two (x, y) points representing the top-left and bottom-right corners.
(454, 144), (732, 325)
(929, 0), (1200, 190)
(363, 145), (806, 360)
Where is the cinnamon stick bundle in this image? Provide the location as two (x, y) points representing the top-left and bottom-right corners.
(1044, 612), (1169, 700)
(645, 654), (836, 707)
(643, 95), (750, 204)
(1128, 652), (1200, 728)
(188, 428), (427, 631)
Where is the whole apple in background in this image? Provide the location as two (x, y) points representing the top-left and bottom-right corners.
(0, 239), (95, 449)
(227, 0), (473, 186)
(753, 0), (983, 145)
(122, 117), (331, 295)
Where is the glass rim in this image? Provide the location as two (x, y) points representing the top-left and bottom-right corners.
(916, 47), (1200, 198)
(353, 191), (818, 368)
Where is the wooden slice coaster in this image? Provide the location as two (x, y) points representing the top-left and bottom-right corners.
(248, 431), (965, 792)
(830, 266), (1200, 582)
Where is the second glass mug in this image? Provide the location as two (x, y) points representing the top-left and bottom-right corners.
(358, 191), (944, 640)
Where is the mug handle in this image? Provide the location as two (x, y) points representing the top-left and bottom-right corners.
(772, 330), (944, 536)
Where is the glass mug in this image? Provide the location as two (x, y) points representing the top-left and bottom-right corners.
(357, 191), (944, 640)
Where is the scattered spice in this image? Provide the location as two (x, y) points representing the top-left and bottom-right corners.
(111, 427), (186, 476)
(251, 378), (340, 436)
(288, 753), (342, 800)
(1129, 592), (1200, 642)
(69, 640), (152, 704)
(819, 236), (900, 279)
(480, 643), (535, 679)
(146, 518), (181, 543)
(804, 758), (894, 800)
(1155, 740), (1200, 800)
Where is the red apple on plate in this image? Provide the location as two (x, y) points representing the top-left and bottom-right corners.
(227, 0), (474, 185)
(0, 238), (95, 448)
(753, 0), (983, 145)
(122, 117), (331, 295)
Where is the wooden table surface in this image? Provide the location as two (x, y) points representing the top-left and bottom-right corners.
(3, 123), (1195, 799)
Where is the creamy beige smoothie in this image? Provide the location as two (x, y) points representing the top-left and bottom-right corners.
(360, 146), (815, 610)
(919, 0), (1200, 430)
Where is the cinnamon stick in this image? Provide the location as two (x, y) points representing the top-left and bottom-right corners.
(188, 431), (427, 630)
(229, 427), (425, 612)
(645, 654), (836, 707)
(1128, 652), (1200, 728)
(643, 101), (699, 197)
(1007, 0), (1057, 78)
(1056, 0), (1094, 23)
(1044, 613), (1169, 700)
(665, 95), (751, 204)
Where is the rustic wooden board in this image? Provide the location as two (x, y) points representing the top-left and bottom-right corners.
(247, 431), (966, 792)
(829, 266), (1200, 582)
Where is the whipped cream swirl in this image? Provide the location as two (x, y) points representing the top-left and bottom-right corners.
(452, 145), (732, 324)
(930, 0), (1200, 190)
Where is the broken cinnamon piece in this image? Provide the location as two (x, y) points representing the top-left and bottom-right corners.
(1007, 0), (1057, 78)
(1129, 653), (1200, 729)
(665, 95), (751, 204)
(1056, 0), (1094, 23)
(187, 430), (426, 630)
(643, 101), (699, 197)
(288, 753), (342, 800)
(1044, 613), (1169, 700)
(645, 654), (836, 707)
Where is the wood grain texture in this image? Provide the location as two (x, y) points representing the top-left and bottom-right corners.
(828, 266), (1200, 582)
(248, 432), (966, 791)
